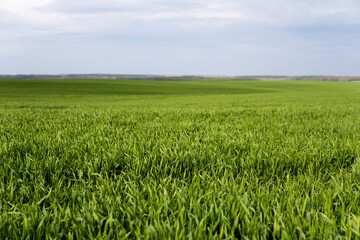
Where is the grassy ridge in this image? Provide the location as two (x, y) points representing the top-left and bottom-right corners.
(1, 79), (360, 238)
(0, 79), (274, 96)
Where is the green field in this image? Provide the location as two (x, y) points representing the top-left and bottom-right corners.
(1, 79), (360, 239)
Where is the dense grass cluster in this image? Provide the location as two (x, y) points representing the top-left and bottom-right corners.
(1, 79), (360, 238)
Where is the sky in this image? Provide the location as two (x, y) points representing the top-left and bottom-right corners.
(1, 0), (360, 76)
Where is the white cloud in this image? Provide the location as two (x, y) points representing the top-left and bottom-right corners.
(0, 0), (55, 11)
(1, 0), (360, 37)
(1, 0), (360, 75)
(0, 0), (67, 33)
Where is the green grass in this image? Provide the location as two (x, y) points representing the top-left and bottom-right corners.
(1, 79), (360, 239)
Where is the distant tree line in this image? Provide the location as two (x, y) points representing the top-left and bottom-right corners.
(1, 75), (359, 81)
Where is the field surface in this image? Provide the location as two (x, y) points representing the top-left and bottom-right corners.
(1, 79), (360, 239)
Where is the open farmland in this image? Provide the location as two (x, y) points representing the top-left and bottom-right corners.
(1, 79), (360, 239)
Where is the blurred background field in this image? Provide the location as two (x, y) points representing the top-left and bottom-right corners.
(1, 79), (359, 109)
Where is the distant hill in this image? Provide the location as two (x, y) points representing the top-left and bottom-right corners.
(237, 76), (360, 82)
